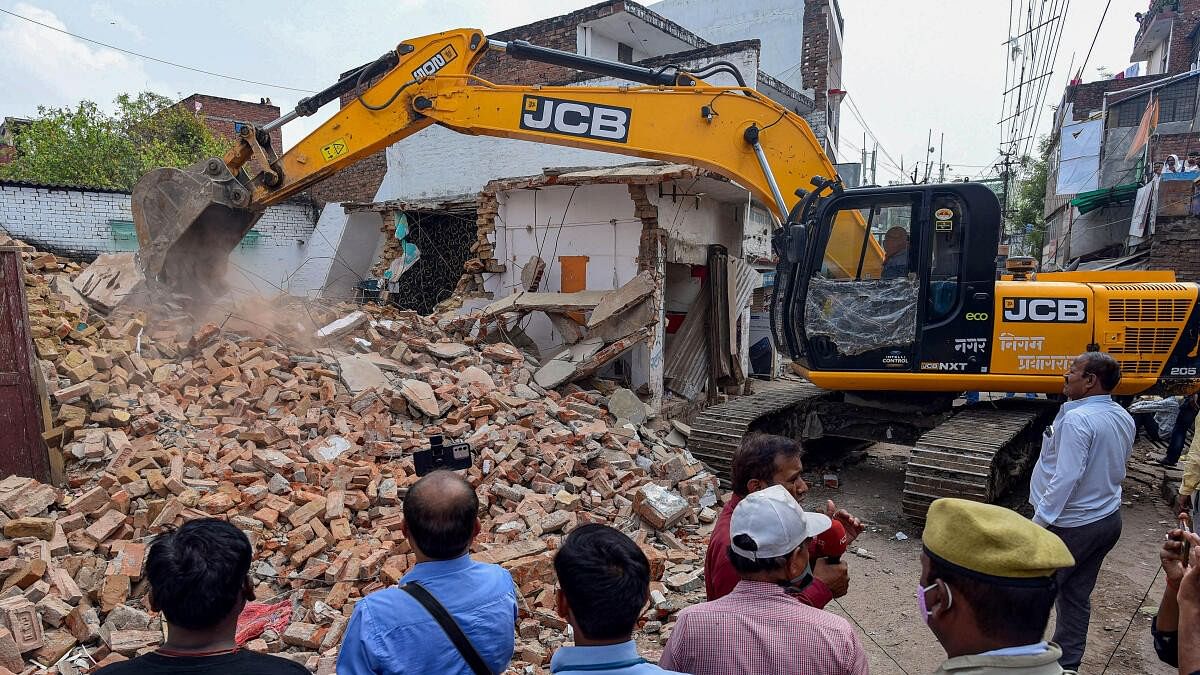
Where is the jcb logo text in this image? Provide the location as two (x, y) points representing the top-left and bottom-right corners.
(412, 45), (458, 80)
(520, 95), (631, 143)
(1002, 298), (1086, 323)
(920, 362), (967, 371)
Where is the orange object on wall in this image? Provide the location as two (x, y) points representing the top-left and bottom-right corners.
(559, 256), (589, 292)
(559, 256), (589, 325)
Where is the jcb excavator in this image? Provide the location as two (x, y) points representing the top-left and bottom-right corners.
(131, 28), (1200, 519)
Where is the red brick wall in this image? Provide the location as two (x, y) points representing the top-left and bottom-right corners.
(1167, 0), (1200, 74)
(472, 5), (615, 85)
(801, 0), (832, 116)
(178, 94), (283, 152)
(307, 150), (388, 208)
(1149, 216), (1200, 281)
(1152, 132), (1200, 163)
(1064, 75), (1169, 120)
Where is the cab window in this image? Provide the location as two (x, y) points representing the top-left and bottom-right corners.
(927, 194), (966, 322)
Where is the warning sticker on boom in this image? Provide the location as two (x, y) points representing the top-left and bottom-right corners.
(321, 137), (349, 162)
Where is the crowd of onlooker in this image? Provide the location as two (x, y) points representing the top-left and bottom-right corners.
(91, 352), (1200, 675)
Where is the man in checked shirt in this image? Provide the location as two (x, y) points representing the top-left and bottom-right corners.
(660, 485), (869, 675)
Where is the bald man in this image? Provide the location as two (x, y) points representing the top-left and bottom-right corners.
(881, 226), (910, 279)
(338, 471), (518, 674)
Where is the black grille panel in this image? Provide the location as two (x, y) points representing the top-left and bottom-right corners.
(1108, 298), (1190, 323)
(1109, 327), (1180, 354)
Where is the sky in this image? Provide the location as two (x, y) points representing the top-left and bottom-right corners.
(0, 0), (1151, 183)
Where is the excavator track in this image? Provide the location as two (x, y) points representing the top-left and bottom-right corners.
(688, 380), (827, 479)
(901, 401), (1057, 522)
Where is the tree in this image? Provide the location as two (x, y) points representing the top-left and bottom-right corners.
(0, 92), (229, 190)
(1012, 136), (1052, 259)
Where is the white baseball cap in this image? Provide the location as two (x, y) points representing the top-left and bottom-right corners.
(730, 484), (832, 560)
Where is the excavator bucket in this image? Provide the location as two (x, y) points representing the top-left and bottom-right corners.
(131, 157), (261, 299)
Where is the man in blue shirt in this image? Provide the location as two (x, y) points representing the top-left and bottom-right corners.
(1028, 351), (1134, 672)
(337, 471), (517, 674)
(549, 524), (683, 675)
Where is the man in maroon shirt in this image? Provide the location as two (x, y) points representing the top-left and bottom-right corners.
(704, 433), (863, 606)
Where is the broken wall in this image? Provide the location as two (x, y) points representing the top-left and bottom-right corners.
(486, 184), (644, 355)
(371, 209), (477, 314)
(482, 177), (746, 401)
(319, 212), (387, 302)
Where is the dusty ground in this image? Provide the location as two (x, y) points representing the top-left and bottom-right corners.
(801, 443), (1174, 675)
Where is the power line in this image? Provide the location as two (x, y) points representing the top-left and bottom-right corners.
(1078, 0), (1113, 79)
(1018, 0), (1070, 162)
(0, 6), (315, 94)
(842, 95), (906, 180)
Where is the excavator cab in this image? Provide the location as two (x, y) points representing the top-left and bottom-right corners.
(773, 182), (1003, 385)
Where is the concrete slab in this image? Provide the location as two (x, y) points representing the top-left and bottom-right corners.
(457, 366), (496, 391)
(316, 312), (368, 341)
(71, 253), (145, 313)
(568, 336), (604, 363)
(426, 342), (471, 360)
(533, 359), (577, 390)
(399, 379), (440, 417)
(608, 388), (649, 424)
(588, 271), (655, 327)
(336, 355), (388, 394)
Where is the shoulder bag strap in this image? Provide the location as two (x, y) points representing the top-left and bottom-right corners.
(401, 581), (492, 675)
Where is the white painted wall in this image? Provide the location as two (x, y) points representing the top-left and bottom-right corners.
(649, 0), (808, 93)
(264, 202), (350, 297)
(376, 51), (758, 201)
(578, 25), (652, 63)
(486, 182), (743, 372)
(0, 182), (319, 296)
(488, 184), (643, 353)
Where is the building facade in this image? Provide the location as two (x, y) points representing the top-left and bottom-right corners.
(1041, 0), (1200, 279)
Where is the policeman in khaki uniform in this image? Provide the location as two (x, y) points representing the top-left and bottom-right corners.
(918, 499), (1077, 675)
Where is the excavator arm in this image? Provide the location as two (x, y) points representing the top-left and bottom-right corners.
(133, 28), (879, 295)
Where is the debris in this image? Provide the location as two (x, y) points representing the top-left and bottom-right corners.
(824, 473), (839, 489)
(399, 378), (440, 417)
(587, 271), (655, 328)
(607, 388), (649, 424)
(70, 253), (144, 314)
(336, 354), (389, 393)
(0, 235), (722, 673)
(315, 311), (368, 340)
(894, 532), (908, 541)
(853, 547), (876, 560)
(426, 342), (471, 360)
(633, 484), (691, 530)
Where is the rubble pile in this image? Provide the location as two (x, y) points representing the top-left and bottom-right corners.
(0, 238), (720, 673)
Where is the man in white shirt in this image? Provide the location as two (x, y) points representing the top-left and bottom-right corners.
(1029, 351), (1134, 671)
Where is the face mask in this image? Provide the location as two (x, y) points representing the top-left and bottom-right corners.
(782, 563), (814, 593)
(917, 580), (952, 625)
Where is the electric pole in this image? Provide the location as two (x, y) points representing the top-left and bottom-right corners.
(938, 132), (945, 182)
(861, 132), (867, 188)
(923, 129), (933, 183)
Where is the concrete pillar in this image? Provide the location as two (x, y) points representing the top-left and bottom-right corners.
(630, 183), (667, 413)
(643, 229), (667, 413)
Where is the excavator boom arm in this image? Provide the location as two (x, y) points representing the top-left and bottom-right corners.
(133, 28), (879, 293)
(252, 28), (831, 217)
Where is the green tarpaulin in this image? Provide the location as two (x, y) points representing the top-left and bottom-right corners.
(1070, 183), (1140, 214)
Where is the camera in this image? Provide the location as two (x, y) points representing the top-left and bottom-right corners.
(413, 434), (472, 476)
